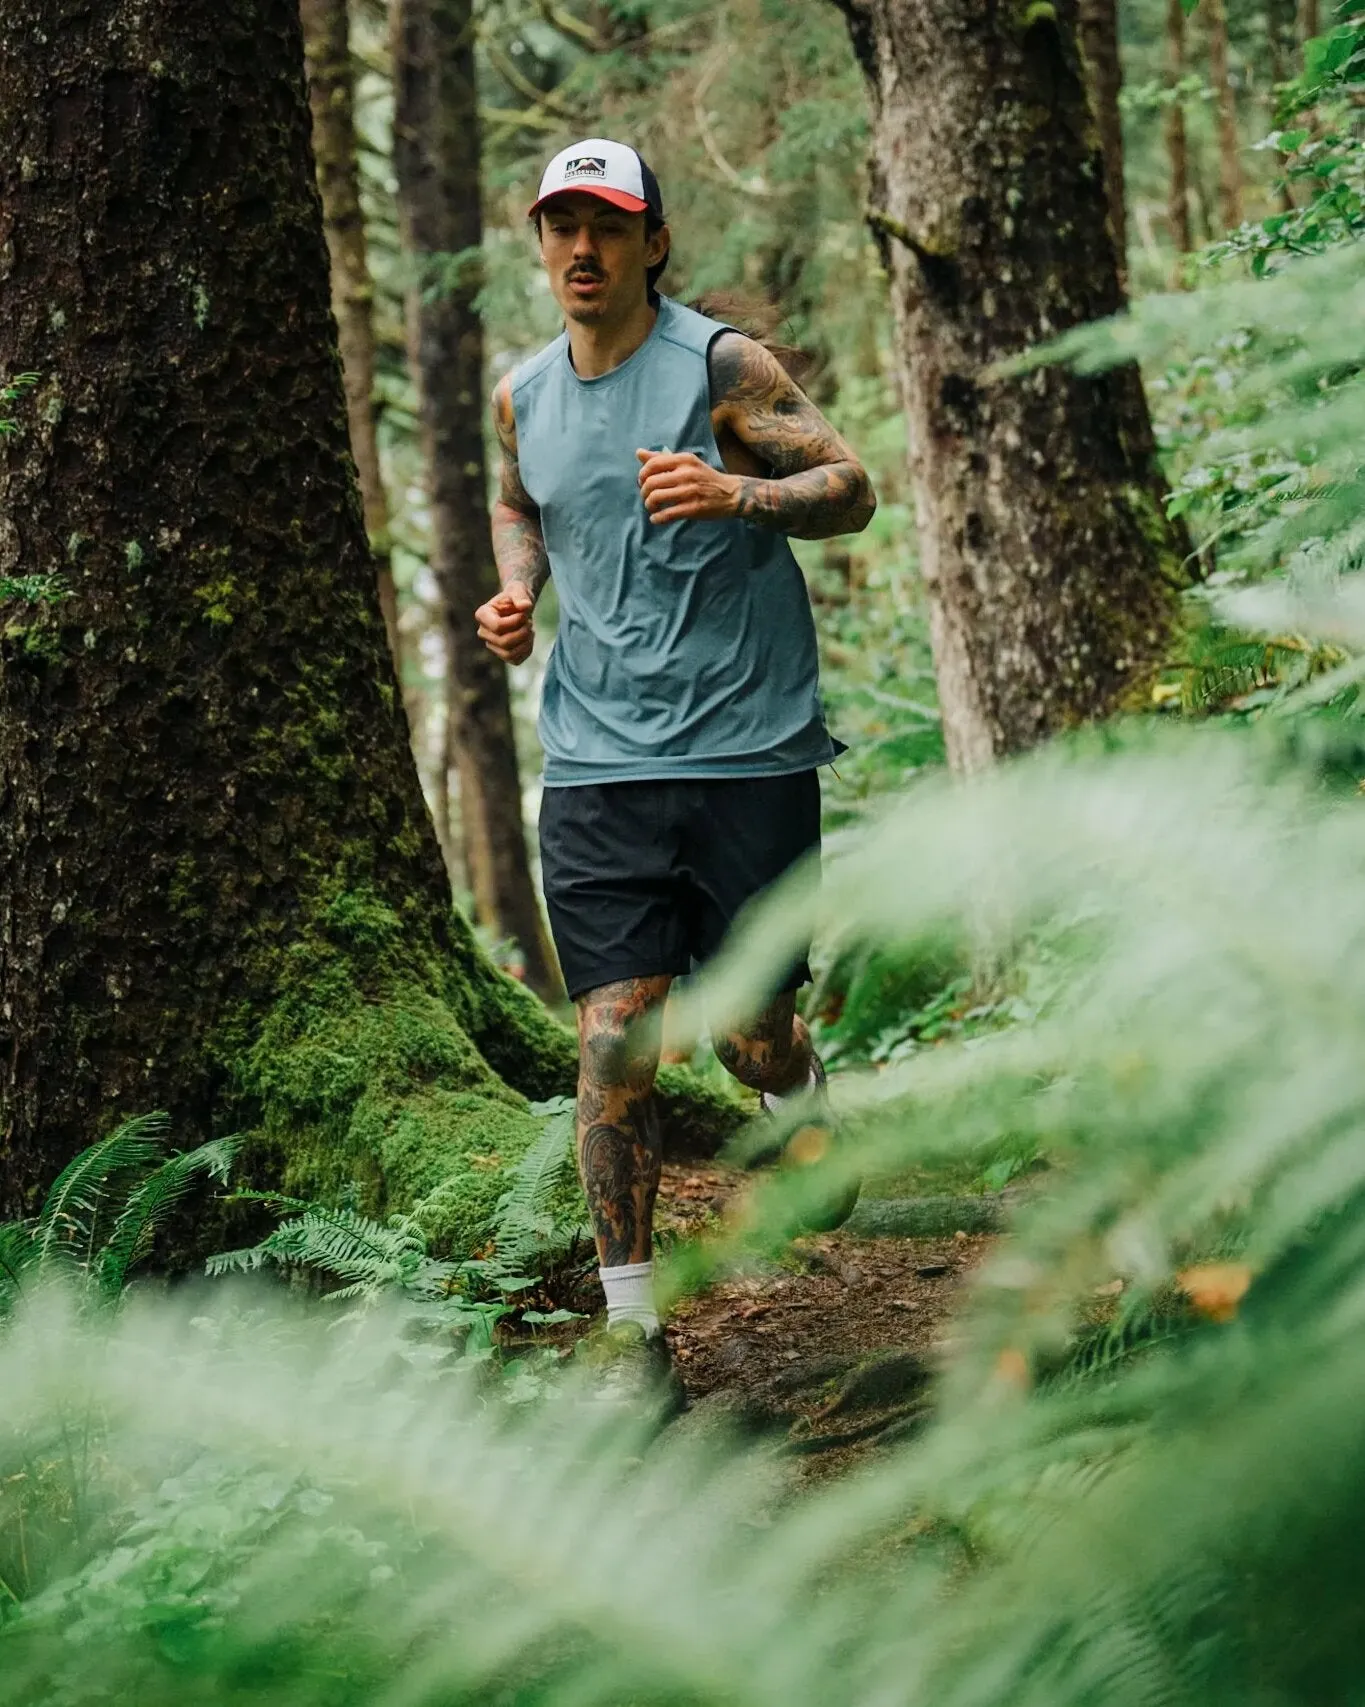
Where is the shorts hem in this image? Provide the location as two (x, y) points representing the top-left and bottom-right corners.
(563, 961), (692, 1004)
(563, 959), (813, 1005)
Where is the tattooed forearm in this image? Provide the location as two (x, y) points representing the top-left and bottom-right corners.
(575, 976), (670, 1268)
(491, 500), (551, 599)
(731, 466), (872, 541)
(490, 375), (552, 598)
(708, 331), (875, 540)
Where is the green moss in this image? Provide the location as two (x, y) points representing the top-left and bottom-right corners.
(223, 883), (562, 1256)
(168, 854), (204, 923)
(1123, 482), (1185, 580)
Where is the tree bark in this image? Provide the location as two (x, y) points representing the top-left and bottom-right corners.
(390, 0), (561, 1002)
(1077, 0), (1128, 292)
(300, 0), (402, 666)
(0, 0), (730, 1228)
(1205, 0), (1245, 229)
(1298, 0), (1321, 49)
(1166, 0), (1194, 267)
(837, 0), (1185, 771)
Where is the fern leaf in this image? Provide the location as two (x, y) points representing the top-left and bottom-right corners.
(492, 1099), (580, 1269)
(213, 1205), (427, 1298)
(97, 1136), (239, 1297)
(34, 1114), (170, 1274)
(0, 1222), (37, 1316)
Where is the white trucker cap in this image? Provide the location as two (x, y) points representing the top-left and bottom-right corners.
(528, 138), (665, 219)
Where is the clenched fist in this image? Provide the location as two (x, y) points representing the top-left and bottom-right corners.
(637, 448), (743, 525)
(475, 581), (536, 665)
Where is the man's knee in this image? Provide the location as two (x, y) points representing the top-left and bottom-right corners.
(577, 976), (669, 1093)
(716, 1001), (807, 1091)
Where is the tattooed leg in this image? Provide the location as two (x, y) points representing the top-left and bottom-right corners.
(714, 994), (813, 1096)
(576, 975), (671, 1267)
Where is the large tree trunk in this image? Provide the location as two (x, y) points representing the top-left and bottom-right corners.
(300, 0), (402, 667)
(837, 0), (1185, 771)
(390, 0), (561, 1002)
(0, 0), (732, 1231)
(1205, 0), (1245, 230)
(1165, 0), (1194, 268)
(1078, 0), (1128, 291)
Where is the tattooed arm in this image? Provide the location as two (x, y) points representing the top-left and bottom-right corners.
(635, 332), (875, 541)
(478, 376), (549, 665)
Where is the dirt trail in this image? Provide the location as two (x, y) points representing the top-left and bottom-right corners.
(655, 1161), (993, 1469)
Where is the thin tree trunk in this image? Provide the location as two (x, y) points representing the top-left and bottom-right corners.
(1298, 0), (1321, 48)
(1078, 0), (1128, 292)
(390, 0), (561, 1002)
(1267, 0), (1298, 212)
(836, 0), (1185, 772)
(300, 0), (402, 666)
(1206, 0), (1245, 229)
(1166, 0), (1193, 269)
(0, 0), (731, 1223)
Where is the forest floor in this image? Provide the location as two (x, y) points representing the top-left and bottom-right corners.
(648, 1160), (993, 1477)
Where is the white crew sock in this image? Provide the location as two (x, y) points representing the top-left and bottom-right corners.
(599, 1260), (659, 1335)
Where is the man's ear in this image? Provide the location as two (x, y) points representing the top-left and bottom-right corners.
(645, 221), (671, 269)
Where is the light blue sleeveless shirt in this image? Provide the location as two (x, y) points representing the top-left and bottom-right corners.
(510, 296), (841, 786)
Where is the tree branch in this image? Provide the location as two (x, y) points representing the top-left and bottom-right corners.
(693, 52), (771, 199)
(483, 36), (576, 119)
(535, 0), (604, 49)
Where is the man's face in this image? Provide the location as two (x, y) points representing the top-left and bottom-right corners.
(538, 193), (669, 324)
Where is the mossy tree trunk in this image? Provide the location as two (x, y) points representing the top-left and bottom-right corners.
(300, 0), (402, 670)
(0, 0), (734, 1235)
(390, 0), (562, 1002)
(836, 0), (1185, 771)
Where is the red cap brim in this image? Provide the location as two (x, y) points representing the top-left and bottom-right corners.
(528, 186), (651, 218)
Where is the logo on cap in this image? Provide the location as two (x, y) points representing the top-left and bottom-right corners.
(563, 156), (608, 179)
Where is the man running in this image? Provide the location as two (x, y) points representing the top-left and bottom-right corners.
(475, 138), (875, 1404)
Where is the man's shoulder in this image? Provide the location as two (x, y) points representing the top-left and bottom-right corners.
(656, 295), (738, 361)
(508, 332), (569, 401)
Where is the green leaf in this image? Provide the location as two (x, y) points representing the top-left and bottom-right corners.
(98, 1136), (239, 1296)
(34, 1114), (171, 1274)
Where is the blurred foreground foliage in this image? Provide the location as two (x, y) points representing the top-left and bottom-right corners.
(8, 707), (1365, 1701)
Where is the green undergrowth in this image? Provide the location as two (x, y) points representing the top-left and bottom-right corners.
(220, 886), (740, 1257)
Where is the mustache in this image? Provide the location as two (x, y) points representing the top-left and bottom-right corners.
(566, 264), (606, 283)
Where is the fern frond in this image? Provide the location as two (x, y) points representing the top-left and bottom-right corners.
(34, 1114), (170, 1274)
(208, 1205), (428, 1298)
(0, 1222), (37, 1316)
(491, 1098), (582, 1269)
(96, 1136), (239, 1297)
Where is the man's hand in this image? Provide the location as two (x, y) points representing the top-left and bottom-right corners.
(637, 449), (741, 525)
(475, 581), (536, 665)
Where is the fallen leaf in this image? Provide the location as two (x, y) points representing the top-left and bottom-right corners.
(786, 1125), (831, 1166)
(1178, 1263), (1253, 1323)
(994, 1347), (1030, 1389)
